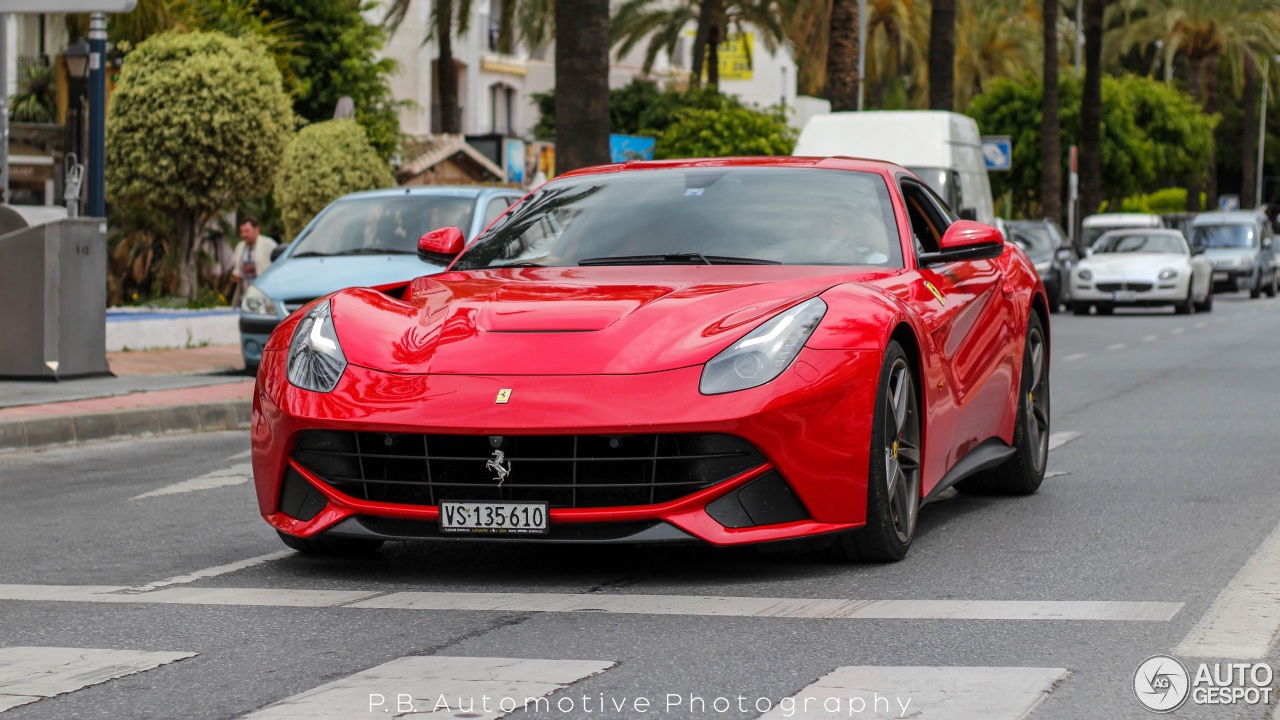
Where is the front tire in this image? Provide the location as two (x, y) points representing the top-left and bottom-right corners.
(832, 341), (921, 563)
(1195, 284), (1214, 312)
(956, 313), (1049, 496)
(1268, 272), (1278, 298)
(276, 530), (384, 555)
(1175, 285), (1195, 315)
(1071, 302), (1089, 316)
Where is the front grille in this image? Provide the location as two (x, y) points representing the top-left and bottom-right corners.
(282, 298), (318, 314)
(291, 430), (765, 509)
(1095, 282), (1153, 292)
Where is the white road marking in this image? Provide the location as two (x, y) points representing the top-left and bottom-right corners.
(1048, 432), (1083, 452)
(1142, 335), (1158, 342)
(1193, 322), (1207, 329)
(1175, 518), (1280, 659)
(1062, 353), (1087, 362)
(0, 647), (195, 713)
(132, 463), (252, 500)
(243, 656), (614, 720)
(1044, 471), (1070, 479)
(123, 551), (294, 593)
(1170, 327), (1185, 335)
(0, 585), (1181, 621)
(758, 666), (1070, 720)
(1106, 343), (1127, 351)
(226, 449), (251, 461)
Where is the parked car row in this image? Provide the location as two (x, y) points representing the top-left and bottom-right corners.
(998, 209), (1277, 317)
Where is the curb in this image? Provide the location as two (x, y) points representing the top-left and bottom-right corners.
(0, 400), (252, 453)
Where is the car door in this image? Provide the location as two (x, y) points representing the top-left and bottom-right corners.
(895, 176), (1018, 472)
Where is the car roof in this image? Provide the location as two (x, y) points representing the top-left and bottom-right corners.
(333, 185), (511, 202)
(1190, 210), (1267, 225)
(553, 156), (909, 180)
(1097, 228), (1184, 237)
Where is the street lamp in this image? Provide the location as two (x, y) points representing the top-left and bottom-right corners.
(63, 39), (91, 80)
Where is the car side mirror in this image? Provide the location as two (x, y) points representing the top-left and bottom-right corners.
(1263, 236), (1273, 250)
(270, 244), (288, 262)
(918, 221), (1005, 266)
(1192, 245), (1206, 255)
(1054, 247), (1074, 262)
(417, 227), (466, 264)
(959, 207), (978, 221)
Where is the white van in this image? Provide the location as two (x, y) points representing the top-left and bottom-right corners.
(793, 111), (995, 224)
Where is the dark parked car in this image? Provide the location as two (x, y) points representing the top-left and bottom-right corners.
(999, 218), (1077, 311)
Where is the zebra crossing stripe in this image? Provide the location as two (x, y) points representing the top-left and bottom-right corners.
(241, 656), (614, 720)
(0, 647), (196, 713)
(757, 666), (1069, 720)
(132, 463), (253, 500)
(1175, 516), (1280, 659)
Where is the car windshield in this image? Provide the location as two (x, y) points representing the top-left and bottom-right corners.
(1189, 224), (1256, 249)
(1006, 223), (1056, 255)
(290, 196), (476, 257)
(451, 167), (903, 270)
(1092, 233), (1187, 255)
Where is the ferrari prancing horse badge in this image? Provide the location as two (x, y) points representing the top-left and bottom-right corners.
(924, 281), (946, 306)
(495, 389), (512, 404)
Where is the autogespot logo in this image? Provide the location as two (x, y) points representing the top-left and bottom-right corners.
(1135, 655), (1191, 713)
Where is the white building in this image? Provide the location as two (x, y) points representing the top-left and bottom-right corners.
(370, 0), (803, 141)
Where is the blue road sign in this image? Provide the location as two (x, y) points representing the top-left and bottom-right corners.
(982, 136), (1012, 171)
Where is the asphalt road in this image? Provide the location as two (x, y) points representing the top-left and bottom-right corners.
(1, 293), (1279, 719)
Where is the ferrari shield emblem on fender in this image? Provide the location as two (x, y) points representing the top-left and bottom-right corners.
(924, 281), (946, 306)
(486, 449), (512, 485)
(495, 388), (512, 404)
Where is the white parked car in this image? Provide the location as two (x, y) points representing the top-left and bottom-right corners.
(1070, 229), (1213, 315)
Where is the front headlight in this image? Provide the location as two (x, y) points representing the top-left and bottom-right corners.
(240, 284), (277, 316)
(700, 298), (826, 395)
(286, 300), (347, 393)
(1077, 269), (1093, 281)
(1158, 268), (1178, 280)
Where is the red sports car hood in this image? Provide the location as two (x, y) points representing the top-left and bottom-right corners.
(329, 265), (894, 375)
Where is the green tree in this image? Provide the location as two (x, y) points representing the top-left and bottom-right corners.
(274, 120), (395, 239)
(655, 103), (795, 158)
(384, 0), (471, 134)
(967, 74), (1215, 218)
(106, 31), (294, 301)
(260, 0), (402, 158)
(532, 80), (751, 141)
(8, 64), (56, 123)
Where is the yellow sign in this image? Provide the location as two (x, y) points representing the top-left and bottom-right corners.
(686, 32), (754, 82)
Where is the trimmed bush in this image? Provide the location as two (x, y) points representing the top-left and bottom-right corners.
(274, 119), (396, 239)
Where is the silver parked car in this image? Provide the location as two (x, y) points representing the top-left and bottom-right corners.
(1188, 210), (1277, 298)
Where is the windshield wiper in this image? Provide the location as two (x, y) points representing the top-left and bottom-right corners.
(495, 261), (546, 268)
(289, 251), (334, 258)
(578, 253), (782, 266)
(338, 247), (416, 256)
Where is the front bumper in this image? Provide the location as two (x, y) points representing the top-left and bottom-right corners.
(1210, 267), (1256, 292)
(1072, 279), (1188, 305)
(239, 314), (280, 367)
(252, 347), (881, 547)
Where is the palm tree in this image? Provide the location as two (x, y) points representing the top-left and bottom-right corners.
(609, 0), (784, 92)
(1041, 0), (1061, 224)
(952, 0), (1038, 110)
(1108, 0), (1280, 209)
(1079, 0), (1103, 220)
(384, 0), (475, 134)
(826, 0), (861, 109)
(556, 0), (611, 171)
(862, 0), (928, 108)
(927, 0), (955, 109)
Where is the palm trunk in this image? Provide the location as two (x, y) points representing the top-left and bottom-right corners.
(707, 18), (721, 90)
(1204, 53), (1220, 210)
(437, 0), (461, 134)
(826, 0), (859, 111)
(1243, 53), (1261, 208)
(927, 0), (954, 110)
(690, 0), (713, 87)
(1040, 0), (1061, 223)
(1186, 57), (1204, 211)
(1078, 0), (1103, 221)
(555, 0), (611, 172)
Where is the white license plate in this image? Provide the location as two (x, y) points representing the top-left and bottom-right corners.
(440, 501), (549, 535)
(1111, 290), (1136, 302)
(1213, 271), (1230, 282)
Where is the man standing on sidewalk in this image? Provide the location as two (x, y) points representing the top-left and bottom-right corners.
(230, 217), (278, 308)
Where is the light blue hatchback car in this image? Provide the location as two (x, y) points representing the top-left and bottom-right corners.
(238, 185), (525, 368)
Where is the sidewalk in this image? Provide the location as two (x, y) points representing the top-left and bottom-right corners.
(0, 345), (253, 453)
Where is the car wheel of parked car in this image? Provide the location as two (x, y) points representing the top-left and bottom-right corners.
(957, 314), (1049, 496)
(1268, 273), (1278, 298)
(833, 341), (919, 563)
(1096, 304), (1114, 315)
(1175, 286), (1195, 315)
(276, 530), (384, 555)
(1251, 275), (1263, 299)
(1195, 287), (1214, 313)
(1071, 303), (1090, 316)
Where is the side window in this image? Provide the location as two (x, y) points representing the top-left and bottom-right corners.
(483, 196), (515, 227)
(898, 179), (952, 255)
